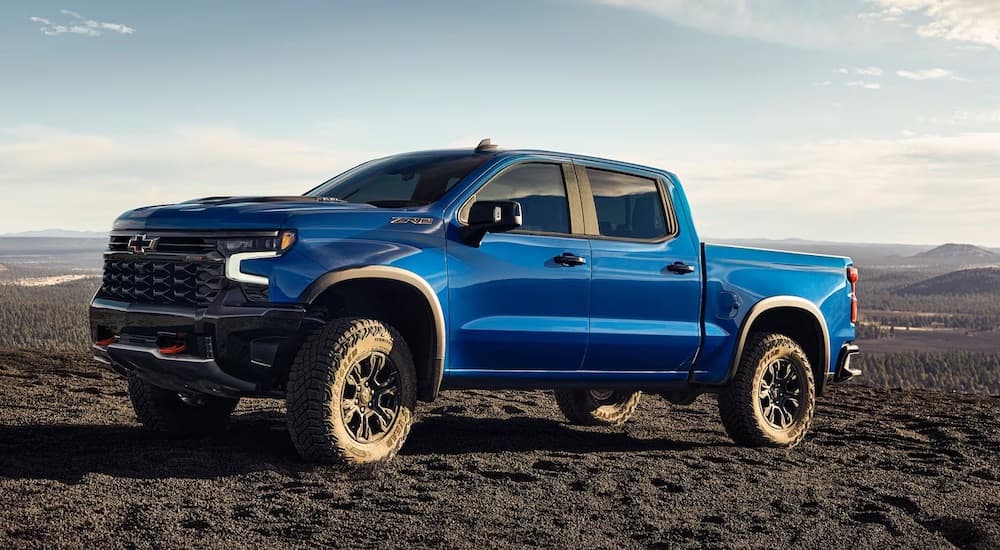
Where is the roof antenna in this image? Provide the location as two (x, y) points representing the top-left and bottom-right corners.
(475, 138), (498, 152)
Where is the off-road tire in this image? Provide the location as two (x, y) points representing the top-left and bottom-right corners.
(286, 317), (417, 465)
(553, 389), (641, 427)
(718, 332), (816, 447)
(127, 373), (239, 434)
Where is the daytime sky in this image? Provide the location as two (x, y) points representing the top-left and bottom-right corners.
(2, 0), (999, 245)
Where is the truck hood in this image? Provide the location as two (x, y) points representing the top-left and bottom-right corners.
(112, 196), (378, 231)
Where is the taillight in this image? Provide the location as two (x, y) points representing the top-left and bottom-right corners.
(847, 266), (859, 323)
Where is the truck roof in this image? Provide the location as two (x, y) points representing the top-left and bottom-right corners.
(392, 146), (680, 181)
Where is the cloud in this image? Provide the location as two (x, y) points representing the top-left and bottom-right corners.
(1, 126), (997, 245)
(846, 81), (881, 89)
(584, 0), (860, 50)
(600, 132), (1000, 245)
(854, 66), (883, 76)
(922, 109), (1000, 126)
(835, 67), (850, 74)
(896, 68), (970, 81)
(29, 10), (135, 37)
(0, 126), (376, 233)
(862, 0), (1000, 50)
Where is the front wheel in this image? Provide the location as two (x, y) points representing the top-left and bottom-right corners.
(553, 388), (641, 426)
(717, 332), (816, 447)
(127, 373), (239, 434)
(286, 317), (417, 465)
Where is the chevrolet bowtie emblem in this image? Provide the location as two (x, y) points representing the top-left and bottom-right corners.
(127, 234), (159, 254)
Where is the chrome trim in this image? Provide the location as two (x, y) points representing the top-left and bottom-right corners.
(106, 342), (214, 363)
(225, 251), (278, 285)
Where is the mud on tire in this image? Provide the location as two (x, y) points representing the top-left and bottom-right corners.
(127, 373), (239, 434)
(717, 332), (816, 448)
(285, 317), (417, 465)
(553, 388), (641, 427)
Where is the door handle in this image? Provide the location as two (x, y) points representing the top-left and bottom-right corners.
(666, 261), (695, 274)
(554, 252), (587, 267)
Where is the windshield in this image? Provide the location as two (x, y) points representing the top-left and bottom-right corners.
(305, 152), (495, 207)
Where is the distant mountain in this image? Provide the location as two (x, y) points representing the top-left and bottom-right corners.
(2, 229), (106, 239)
(913, 243), (997, 260)
(899, 268), (1000, 296)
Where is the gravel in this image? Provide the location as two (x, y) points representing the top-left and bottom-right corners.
(1, 348), (998, 549)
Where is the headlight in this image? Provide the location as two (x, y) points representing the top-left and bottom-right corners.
(219, 230), (296, 255)
(222, 230), (296, 287)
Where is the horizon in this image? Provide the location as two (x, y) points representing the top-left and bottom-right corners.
(3, 227), (999, 250)
(3, 1), (1000, 244)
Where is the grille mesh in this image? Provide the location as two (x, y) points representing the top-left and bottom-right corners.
(99, 259), (225, 306)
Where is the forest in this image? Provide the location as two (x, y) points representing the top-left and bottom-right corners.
(854, 351), (1000, 394)
(0, 278), (99, 351)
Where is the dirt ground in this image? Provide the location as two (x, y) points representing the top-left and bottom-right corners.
(1, 348), (998, 549)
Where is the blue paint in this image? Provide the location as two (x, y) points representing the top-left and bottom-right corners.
(104, 147), (856, 393)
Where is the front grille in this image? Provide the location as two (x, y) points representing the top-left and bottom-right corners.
(99, 259), (225, 306)
(108, 234), (218, 254)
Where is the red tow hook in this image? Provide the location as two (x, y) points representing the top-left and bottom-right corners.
(95, 336), (115, 347)
(159, 343), (187, 355)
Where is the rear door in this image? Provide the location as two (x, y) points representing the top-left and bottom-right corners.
(446, 160), (592, 373)
(576, 162), (702, 373)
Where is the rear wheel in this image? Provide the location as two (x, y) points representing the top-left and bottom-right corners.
(286, 317), (417, 465)
(127, 373), (239, 434)
(553, 388), (641, 427)
(717, 332), (815, 447)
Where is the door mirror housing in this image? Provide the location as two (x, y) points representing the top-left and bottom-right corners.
(460, 200), (523, 246)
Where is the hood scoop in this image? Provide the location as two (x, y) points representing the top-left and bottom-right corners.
(183, 196), (346, 206)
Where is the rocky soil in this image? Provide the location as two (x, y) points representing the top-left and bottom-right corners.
(1, 348), (998, 549)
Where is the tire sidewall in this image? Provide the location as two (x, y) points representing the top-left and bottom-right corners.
(749, 340), (815, 445)
(288, 318), (418, 465)
(554, 388), (641, 427)
(588, 390), (636, 415)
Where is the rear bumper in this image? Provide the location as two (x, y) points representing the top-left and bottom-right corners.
(834, 343), (861, 382)
(90, 289), (308, 397)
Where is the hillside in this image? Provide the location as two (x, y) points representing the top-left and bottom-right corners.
(1, 229), (107, 239)
(913, 243), (997, 260)
(1, 349), (998, 549)
(899, 268), (1000, 296)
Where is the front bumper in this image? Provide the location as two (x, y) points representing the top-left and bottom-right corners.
(90, 288), (308, 397)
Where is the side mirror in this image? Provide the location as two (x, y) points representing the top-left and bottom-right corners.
(460, 200), (522, 246)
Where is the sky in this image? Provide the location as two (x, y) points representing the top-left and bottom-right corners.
(2, 0), (999, 245)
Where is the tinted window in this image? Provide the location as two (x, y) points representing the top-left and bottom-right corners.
(588, 168), (669, 239)
(473, 163), (570, 234)
(306, 152), (494, 207)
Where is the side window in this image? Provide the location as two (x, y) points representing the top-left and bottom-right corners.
(587, 168), (670, 240)
(472, 163), (570, 234)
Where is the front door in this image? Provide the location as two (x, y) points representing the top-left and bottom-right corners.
(446, 162), (591, 372)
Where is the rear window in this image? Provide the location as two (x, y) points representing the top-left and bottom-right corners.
(588, 168), (669, 240)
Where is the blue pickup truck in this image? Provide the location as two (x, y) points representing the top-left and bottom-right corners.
(91, 140), (860, 465)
